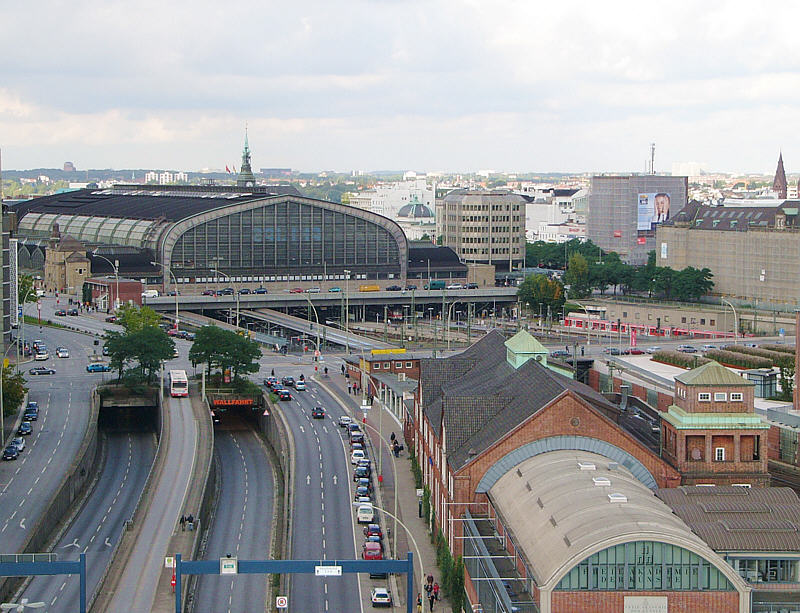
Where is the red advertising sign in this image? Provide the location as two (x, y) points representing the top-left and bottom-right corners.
(637, 237), (647, 245)
(613, 230), (622, 238)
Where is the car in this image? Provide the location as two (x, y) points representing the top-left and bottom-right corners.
(356, 477), (372, 492)
(327, 287), (341, 292)
(363, 523), (382, 538)
(23, 406), (38, 421)
(105, 315), (118, 323)
(254, 287), (268, 294)
(404, 284), (417, 291)
(220, 287), (235, 295)
(339, 415), (352, 428)
(56, 347), (69, 358)
(348, 423), (362, 435)
(167, 328), (180, 336)
(370, 587), (392, 607)
(365, 534), (383, 550)
(201, 289), (216, 296)
(281, 376), (296, 388)
(295, 380), (306, 391)
(351, 449), (366, 464)
(350, 432), (365, 446)
(54, 309), (67, 316)
(277, 389), (292, 401)
(185, 332), (196, 341)
(363, 542), (382, 561)
(102, 346), (110, 356)
(11, 437), (25, 453)
(702, 344), (718, 351)
(86, 363), (111, 373)
(306, 287), (321, 293)
(17, 421), (32, 436)
(167, 291), (180, 296)
(351, 442), (365, 454)
(354, 486), (371, 500)
(385, 285), (402, 291)
(29, 367), (55, 375)
(551, 349), (571, 358)
(645, 346), (662, 354)
(67, 308), (79, 316)
(626, 348), (645, 355)
(289, 287), (304, 294)
(466, 282), (479, 289)
(354, 465), (370, 481)
(3, 446), (18, 461)
(312, 407), (325, 419)
(264, 376), (278, 389)
(446, 283), (463, 290)
(677, 344), (697, 353)
(34, 352), (49, 361)
(238, 288), (251, 295)
(356, 504), (374, 524)
(603, 347), (620, 355)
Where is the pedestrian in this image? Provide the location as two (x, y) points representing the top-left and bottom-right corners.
(417, 593), (422, 613)
(429, 594), (435, 611)
(581, 346), (585, 356)
(347, 383), (351, 394)
(427, 573), (434, 586)
(433, 582), (439, 600)
(271, 369), (275, 377)
(341, 364), (346, 375)
(390, 432), (396, 442)
(565, 345), (569, 354)
(179, 515), (186, 531)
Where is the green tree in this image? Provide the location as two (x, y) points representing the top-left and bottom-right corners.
(18, 274), (38, 305)
(517, 274), (565, 315)
(2, 367), (28, 419)
(563, 253), (591, 298)
(104, 326), (174, 383)
(104, 331), (137, 381)
(221, 333), (262, 381)
(188, 325), (228, 376)
(116, 304), (161, 332)
(653, 267), (676, 299)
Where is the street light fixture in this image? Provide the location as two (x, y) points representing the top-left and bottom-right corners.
(343, 270), (351, 355)
(151, 262), (180, 329)
(211, 268), (240, 328)
(92, 250), (120, 310)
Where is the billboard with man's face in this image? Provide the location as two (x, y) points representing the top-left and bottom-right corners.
(637, 192), (672, 231)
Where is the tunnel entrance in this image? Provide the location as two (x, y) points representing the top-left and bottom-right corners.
(97, 385), (159, 431)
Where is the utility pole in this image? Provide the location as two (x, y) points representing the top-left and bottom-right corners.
(383, 305), (388, 343)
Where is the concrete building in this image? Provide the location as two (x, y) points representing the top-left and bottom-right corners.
(42, 232), (90, 294)
(437, 190), (526, 272)
(588, 175), (688, 265)
(394, 196), (436, 241)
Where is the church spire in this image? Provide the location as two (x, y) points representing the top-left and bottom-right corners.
(236, 124), (256, 188)
(773, 152), (787, 199)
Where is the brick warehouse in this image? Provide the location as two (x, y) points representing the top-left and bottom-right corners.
(410, 330), (751, 613)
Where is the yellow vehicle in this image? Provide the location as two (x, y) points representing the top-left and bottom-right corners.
(358, 284), (380, 292)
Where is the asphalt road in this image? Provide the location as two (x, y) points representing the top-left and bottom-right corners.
(260, 358), (362, 613)
(19, 431), (156, 611)
(193, 415), (274, 612)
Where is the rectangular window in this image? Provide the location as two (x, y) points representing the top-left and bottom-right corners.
(373, 363), (380, 370)
(710, 319), (715, 326)
(700, 318), (706, 325)
(715, 447), (725, 461)
(714, 392), (727, 402)
(395, 362), (403, 368)
(681, 317), (687, 324)
(383, 362), (390, 369)
(730, 392), (743, 401)
(698, 393), (711, 402)
(406, 362), (413, 368)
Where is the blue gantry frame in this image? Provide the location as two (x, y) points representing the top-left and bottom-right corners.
(0, 553), (87, 613)
(176, 552), (415, 613)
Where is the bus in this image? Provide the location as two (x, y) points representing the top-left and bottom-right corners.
(358, 284), (380, 292)
(168, 370), (189, 397)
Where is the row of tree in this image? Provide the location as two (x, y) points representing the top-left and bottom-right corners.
(105, 305), (175, 383)
(188, 325), (262, 381)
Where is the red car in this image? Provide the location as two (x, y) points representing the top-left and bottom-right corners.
(289, 287), (304, 294)
(362, 541), (382, 560)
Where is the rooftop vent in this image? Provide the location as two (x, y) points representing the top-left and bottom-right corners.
(608, 493), (628, 503)
(608, 462), (619, 471)
(536, 497), (544, 509)
(578, 462), (596, 471)
(516, 468), (523, 478)
(593, 477), (611, 487)
(549, 516), (558, 527)
(525, 482), (532, 492)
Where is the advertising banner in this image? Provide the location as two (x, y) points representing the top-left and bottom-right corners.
(637, 192), (672, 231)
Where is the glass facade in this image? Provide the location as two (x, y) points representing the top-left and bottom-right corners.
(555, 541), (734, 591)
(170, 200), (402, 279)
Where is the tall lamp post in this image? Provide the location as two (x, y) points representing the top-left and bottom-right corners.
(343, 269), (351, 354)
(720, 297), (739, 344)
(211, 268), (239, 328)
(303, 294), (321, 358)
(151, 262), (180, 329)
(92, 251), (120, 310)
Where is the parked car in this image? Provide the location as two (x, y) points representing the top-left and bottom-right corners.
(370, 587), (392, 607)
(56, 347), (69, 358)
(354, 465), (370, 481)
(385, 285), (402, 291)
(677, 345), (697, 353)
(701, 344), (718, 351)
(220, 287), (235, 295)
(277, 389), (292, 401)
(29, 367), (56, 375)
(356, 504), (374, 524)
(363, 523), (382, 538)
(404, 284), (417, 291)
(446, 283), (463, 290)
(351, 449), (366, 464)
(54, 309), (67, 316)
(356, 477), (372, 493)
(603, 347), (620, 355)
(254, 287), (268, 294)
(551, 349), (571, 358)
(201, 289), (215, 296)
(645, 346), (662, 354)
(306, 287), (321, 293)
(23, 406), (39, 421)
(3, 446), (19, 461)
(363, 542), (382, 560)
(354, 486), (371, 500)
(17, 421), (32, 436)
(238, 288), (251, 295)
(625, 348), (645, 355)
(350, 432), (365, 446)
(466, 282), (479, 289)
(11, 437), (25, 453)
(105, 315), (118, 323)
(328, 287), (342, 293)
(86, 363), (111, 372)
(289, 288), (304, 294)
(339, 415), (352, 428)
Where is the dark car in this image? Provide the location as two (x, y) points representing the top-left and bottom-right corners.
(363, 523), (382, 538)
(201, 289), (215, 296)
(551, 349), (571, 358)
(167, 291), (180, 296)
(29, 367), (56, 375)
(67, 308), (79, 316)
(102, 346), (110, 356)
(603, 347), (620, 355)
(220, 287), (235, 295)
(312, 407), (325, 419)
(55, 309), (67, 316)
(3, 446), (18, 461)
(17, 421), (32, 436)
(357, 477), (372, 492)
(105, 315), (117, 323)
(385, 285), (402, 291)
(23, 406), (39, 421)
(466, 283), (479, 289)
(354, 486), (371, 500)
(238, 288), (251, 295)
(404, 284), (417, 291)
(281, 376), (296, 388)
(277, 389), (292, 401)
(264, 376), (278, 389)
(254, 287), (268, 294)
(354, 465), (370, 481)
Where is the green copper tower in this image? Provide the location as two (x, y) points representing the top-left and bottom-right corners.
(236, 127), (256, 188)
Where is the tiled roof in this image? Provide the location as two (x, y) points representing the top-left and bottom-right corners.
(657, 486), (800, 552)
(420, 330), (620, 470)
(675, 360), (755, 387)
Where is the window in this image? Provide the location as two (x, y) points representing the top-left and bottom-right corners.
(730, 392), (743, 401)
(698, 393), (711, 402)
(715, 447), (725, 461)
(714, 392), (727, 402)
(383, 362), (390, 369)
(406, 362), (413, 368)
(681, 317), (687, 324)
(373, 363), (381, 370)
(395, 362), (403, 368)
(700, 318), (705, 325)
(710, 319), (715, 326)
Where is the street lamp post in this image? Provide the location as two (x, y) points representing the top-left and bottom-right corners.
(211, 269), (239, 328)
(344, 269), (351, 355)
(303, 294), (321, 358)
(92, 251), (120, 310)
(721, 297), (738, 344)
(446, 300), (461, 351)
(152, 262), (180, 329)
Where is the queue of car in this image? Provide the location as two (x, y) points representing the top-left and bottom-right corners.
(4, 401), (38, 461)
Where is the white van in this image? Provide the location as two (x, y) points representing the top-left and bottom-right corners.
(356, 504), (374, 524)
(351, 449), (366, 465)
(141, 289), (159, 299)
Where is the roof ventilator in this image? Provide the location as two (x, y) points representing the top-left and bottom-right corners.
(593, 477), (611, 487)
(578, 462), (596, 471)
(608, 493), (628, 503)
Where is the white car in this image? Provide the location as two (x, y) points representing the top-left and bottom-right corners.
(34, 352), (49, 361)
(11, 437), (25, 453)
(356, 503), (374, 524)
(370, 587), (392, 607)
(295, 380), (306, 391)
(446, 283), (463, 290)
(351, 449), (366, 465)
(645, 346), (662, 354)
(56, 347), (69, 358)
(339, 415), (352, 428)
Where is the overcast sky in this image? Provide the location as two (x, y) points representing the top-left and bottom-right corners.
(3, 0), (800, 174)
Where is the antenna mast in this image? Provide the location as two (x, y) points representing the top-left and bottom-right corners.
(649, 142), (656, 175)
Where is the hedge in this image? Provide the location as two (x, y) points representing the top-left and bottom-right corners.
(704, 349), (772, 369)
(758, 344), (796, 355)
(651, 351), (711, 369)
(720, 345), (793, 369)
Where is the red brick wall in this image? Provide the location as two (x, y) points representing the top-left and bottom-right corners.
(551, 590), (740, 613)
(678, 383), (754, 414)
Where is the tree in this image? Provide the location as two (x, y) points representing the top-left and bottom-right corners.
(220, 333), (262, 381)
(517, 274), (565, 315)
(419, 233), (432, 242)
(189, 325), (228, 376)
(2, 367), (27, 419)
(18, 274), (38, 305)
(105, 326), (175, 383)
(563, 253), (590, 298)
(104, 331), (137, 381)
(116, 304), (162, 332)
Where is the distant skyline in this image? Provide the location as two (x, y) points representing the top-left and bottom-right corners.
(3, 1), (800, 174)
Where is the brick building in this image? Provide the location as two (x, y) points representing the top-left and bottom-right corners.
(661, 361), (770, 486)
(406, 330), (755, 612)
(84, 276), (143, 310)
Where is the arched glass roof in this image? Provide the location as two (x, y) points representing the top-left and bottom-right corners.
(18, 212), (164, 249)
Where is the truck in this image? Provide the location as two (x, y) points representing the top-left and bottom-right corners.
(424, 280), (446, 290)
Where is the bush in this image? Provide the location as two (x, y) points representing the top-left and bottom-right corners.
(760, 344), (795, 355)
(721, 345), (794, 367)
(705, 349), (772, 369)
(410, 451), (423, 489)
(651, 351), (711, 369)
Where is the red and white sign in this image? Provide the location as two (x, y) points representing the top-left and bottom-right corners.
(613, 230), (622, 238)
(637, 237), (647, 245)
(276, 596), (288, 609)
(630, 328), (637, 347)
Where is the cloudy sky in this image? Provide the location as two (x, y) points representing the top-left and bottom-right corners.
(3, 0), (800, 174)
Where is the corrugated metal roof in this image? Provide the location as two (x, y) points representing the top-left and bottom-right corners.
(675, 360), (755, 387)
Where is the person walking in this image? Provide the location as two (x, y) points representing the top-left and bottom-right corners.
(179, 515), (186, 531)
(347, 383), (352, 394)
(416, 593), (422, 613)
(429, 594), (436, 611)
(433, 582), (440, 601)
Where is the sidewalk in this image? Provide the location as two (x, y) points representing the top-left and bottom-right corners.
(323, 370), (452, 612)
